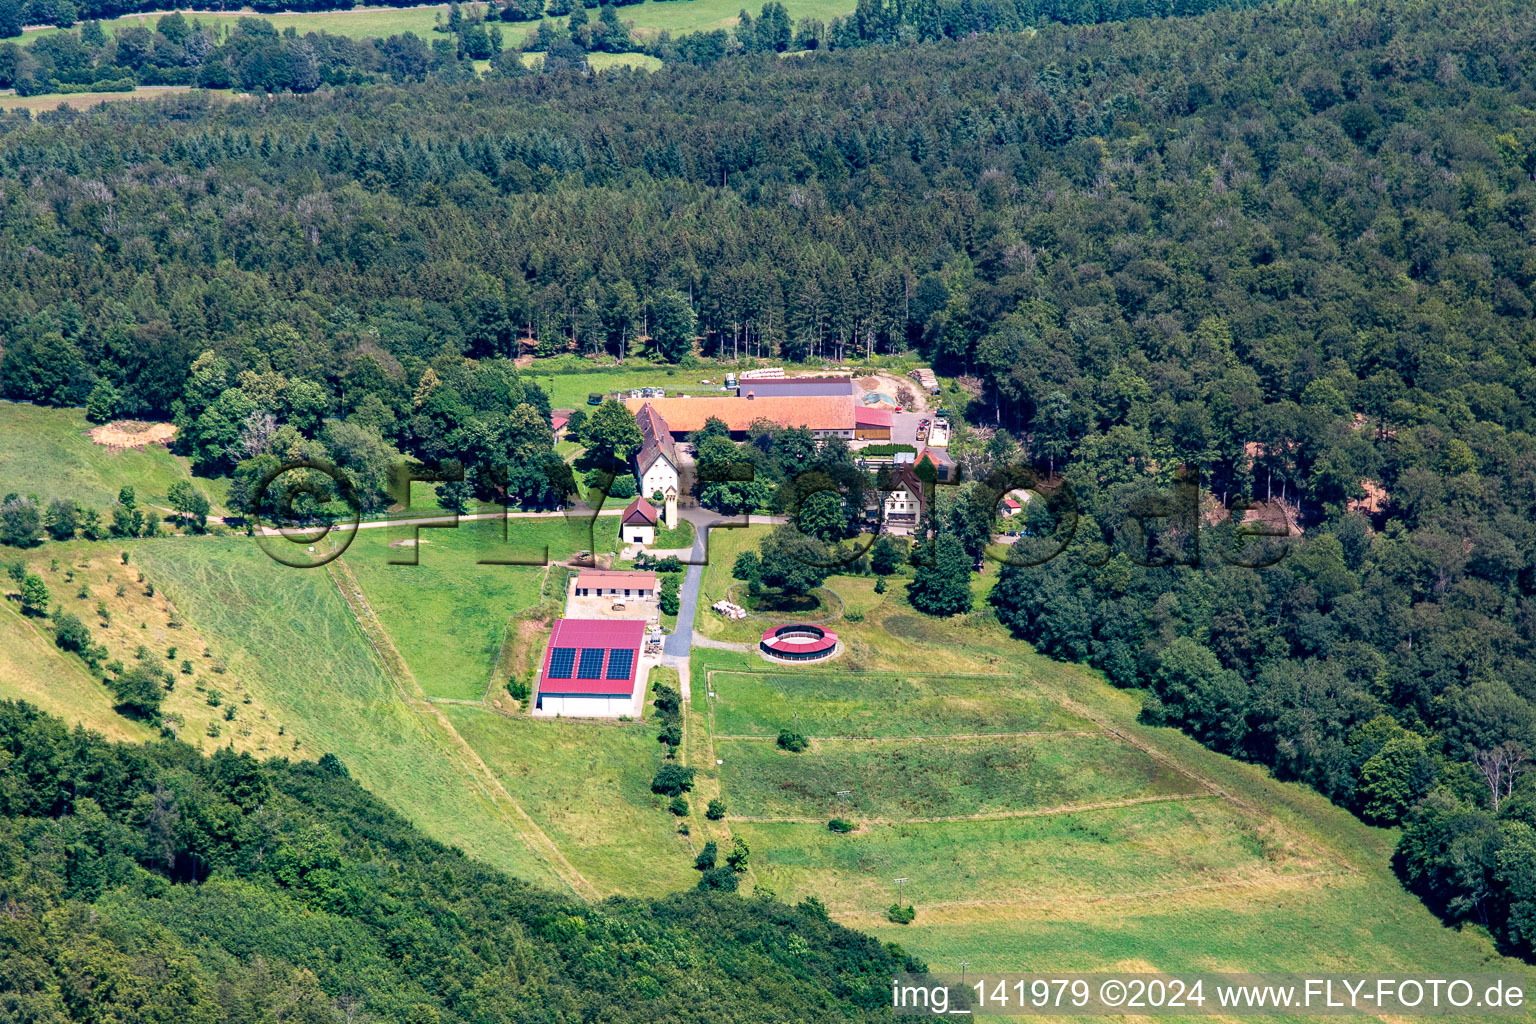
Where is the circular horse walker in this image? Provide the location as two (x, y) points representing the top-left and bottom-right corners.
(759, 623), (840, 663)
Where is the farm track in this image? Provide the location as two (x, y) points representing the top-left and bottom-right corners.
(326, 557), (601, 901)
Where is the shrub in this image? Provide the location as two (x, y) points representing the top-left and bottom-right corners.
(705, 798), (727, 820)
(694, 841), (718, 870)
(886, 903), (916, 924)
(668, 795), (689, 816)
(828, 818), (855, 833)
(697, 866), (739, 892)
(777, 729), (808, 752)
(19, 573), (50, 616)
(108, 666), (163, 719)
(650, 762), (695, 796)
(726, 836), (750, 871)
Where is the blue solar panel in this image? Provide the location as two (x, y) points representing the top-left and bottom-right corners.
(577, 648), (606, 679)
(606, 648), (634, 680)
(547, 648), (576, 679)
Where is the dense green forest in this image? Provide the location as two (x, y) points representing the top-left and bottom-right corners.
(2, 0), (1536, 957)
(0, 700), (915, 1021)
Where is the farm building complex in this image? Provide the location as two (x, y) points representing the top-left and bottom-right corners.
(624, 395), (857, 439)
(535, 618), (648, 717)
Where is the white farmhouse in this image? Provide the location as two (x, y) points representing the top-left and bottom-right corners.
(634, 403), (681, 503)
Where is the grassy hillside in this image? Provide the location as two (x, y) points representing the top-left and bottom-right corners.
(682, 554), (1535, 1008)
(133, 535), (568, 889)
(3, 539), (290, 753)
(0, 600), (153, 744)
(447, 704), (699, 897)
(0, 401), (211, 510)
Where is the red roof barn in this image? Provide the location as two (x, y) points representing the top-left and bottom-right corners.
(536, 618), (647, 717)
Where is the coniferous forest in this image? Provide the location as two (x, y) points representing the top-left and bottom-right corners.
(2, 0), (1536, 966)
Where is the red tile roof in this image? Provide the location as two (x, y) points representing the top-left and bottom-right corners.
(621, 496), (659, 525)
(624, 395), (855, 433)
(574, 569), (657, 589)
(538, 618), (646, 696)
(635, 403), (678, 473)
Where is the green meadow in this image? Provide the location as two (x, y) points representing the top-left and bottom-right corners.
(341, 515), (606, 701)
(134, 536), (566, 889)
(706, 670), (1093, 739)
(0, 401), (214, 510)
(0, 599), (154, 744)
(447, 705), (698, 897)
(716, 732), (1204, 820)
(738, 797), (1320, 913)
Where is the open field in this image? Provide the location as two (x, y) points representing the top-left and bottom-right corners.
(0, 85), (229, 112)
(341, 516), (604, 701)
(133, 536), (566, 888)
(0, 402), (214, 511)
(863, 877), (1527, 1022)
(447, 705), (697, 897)
(528, 363), (736, 412)
(19, 0), (856, 47)
(707, 670), (1092, 738)
(717, 732), (1203, 820)
(738, 797), (1322, 913)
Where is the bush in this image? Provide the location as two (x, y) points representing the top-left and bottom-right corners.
(777, 728), (808, 752)
(828, 818), (855, 833)
(650, 762), (695, 796)
(886, 903), (916, 924)
(108, 666), (163, 719)
(668, 795), (689, 816)
(697, 866), (739, 891)
(705, 798), (727, 820)
(694, 841), (718, 870)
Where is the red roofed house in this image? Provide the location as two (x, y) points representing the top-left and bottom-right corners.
(620, 496), (660, 546)
(854, 406), (893, 440)
(551, 409), (572, 436)
(536, 618), (648, 717)
(1001, 496), (1022, 517)
(573, 568), (657, 600)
